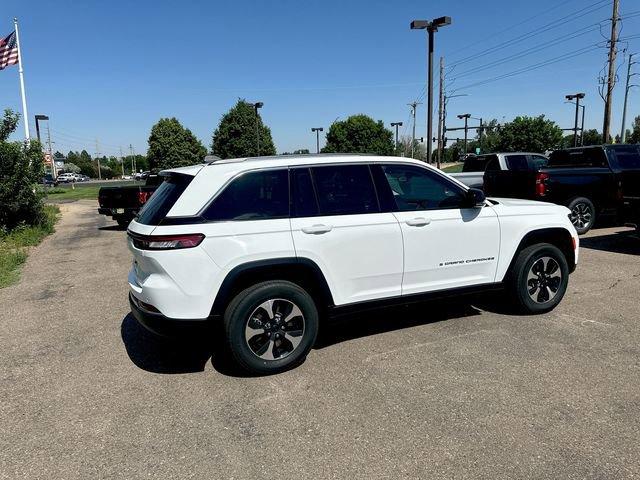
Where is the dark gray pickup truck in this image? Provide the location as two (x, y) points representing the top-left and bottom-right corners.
(484, 145), (640, 234)
(98, 175), (162, 227)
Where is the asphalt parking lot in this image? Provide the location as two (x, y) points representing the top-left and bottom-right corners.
(1, 200), (639, 479)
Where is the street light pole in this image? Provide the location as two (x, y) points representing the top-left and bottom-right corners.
(252, 102), (264, 156)
(565, 93), (585, 147)
(411, 16), (452, 163)
(390, 122), (403, 152)
(579, 105), (586, 146)
(311, 127), (323, 154)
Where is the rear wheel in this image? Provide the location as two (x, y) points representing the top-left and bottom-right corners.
(116, 217), (130, 228)
(567, 197), (595, 234)
(223, 280), (319, 375)
(508, 243), (569, 314)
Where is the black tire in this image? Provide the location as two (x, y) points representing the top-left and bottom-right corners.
(223, 280), (319, 375)
(567, 197), (595, 234)
(508, 243), (569, 314)
(116, 217), (130, 228)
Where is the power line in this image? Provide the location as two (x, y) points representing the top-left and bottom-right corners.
(447, 0), (612, 68)
(452, 44), (602, 92)
(450, 22), (605, 80)
(446, 0), (579, 57)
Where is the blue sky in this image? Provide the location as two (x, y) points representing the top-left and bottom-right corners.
(1, 0), (638, 156)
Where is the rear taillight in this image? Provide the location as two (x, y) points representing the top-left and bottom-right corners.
(535, 172), (549, 197)
(138, 191), (152, 205)
(128, 232), (204, 250)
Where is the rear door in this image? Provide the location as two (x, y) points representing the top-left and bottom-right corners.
(609, 145), (640, 199)
(289, 164), (403, 305)
(376, 163), (500, 295)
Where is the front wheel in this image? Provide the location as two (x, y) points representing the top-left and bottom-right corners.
(223, 280), (319, 375)
(116, 217), (130, 228)
(568, 197), (595, 234)
(508, 243), (569, 314)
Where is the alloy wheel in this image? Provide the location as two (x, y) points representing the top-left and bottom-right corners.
(526, 256), (562, 304)
(569, 202), (592, 230)
(244, 299), (305, 361)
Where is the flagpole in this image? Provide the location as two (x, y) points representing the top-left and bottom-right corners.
(13, 18), (30, 141)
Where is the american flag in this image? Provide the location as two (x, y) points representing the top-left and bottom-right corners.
(0, 31), (19, 70)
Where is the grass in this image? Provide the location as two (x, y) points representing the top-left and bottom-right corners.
(441, 163), (463, 173)
(0, 205), (60, 288)
(45, 185), (100, 201)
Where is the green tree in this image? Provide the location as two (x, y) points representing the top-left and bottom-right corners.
(397, 135), (427, 160)
(562, 129), (603, 148)
(211, 100), (276, 159)
(0, 109), (46, 230)
(321, 114), (394, 155)
(628, 116), (640, 144)
(147, 117), (207, 170)
(496, 115), (563, 153)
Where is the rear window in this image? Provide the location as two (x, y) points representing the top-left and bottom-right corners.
(203, 169), (289, 221)
(506, 154), (529, 171)
(462, 155), (496, 172)
(136, 174), (192, 225)
(311, 165), (379, 216)
(611, 145), (640, 169)
(548, 148), (608, 168)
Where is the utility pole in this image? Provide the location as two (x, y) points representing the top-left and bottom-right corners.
(602, 0), (619, 143)
(119, 146), (125, 177)
(95, 139), (102, 180)
(253, 102), (264, 156)
(566, 93), (585, 147)
(390, 122), (403, 152)
(45, 121), (55, 179)
(621, 53), (637, 143)
(129, 144), (136, 173)
(457, 114), (471, 155)
(436, 56), (445, 169)
(408, 101), (420, 158)
(477, 118), (484, 152)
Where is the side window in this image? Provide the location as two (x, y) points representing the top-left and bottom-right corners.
(291, 168), (318, 217)
(528, 155), (549, 169)
(506, 154), (529, 171)
(203, 169), (289, 221)
(311, 165), (379, 216)
(613, 146), (640, 169)
(382, 164), (466, 211)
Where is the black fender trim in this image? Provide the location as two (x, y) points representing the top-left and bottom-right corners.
(211, 257), (334, 317)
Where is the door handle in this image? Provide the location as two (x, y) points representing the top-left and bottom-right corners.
(405, 217), (431, 227)
(301, 224), (333, 234)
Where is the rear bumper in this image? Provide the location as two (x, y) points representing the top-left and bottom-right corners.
(129, 292), (210, 337)
(97, 207), (138, 217)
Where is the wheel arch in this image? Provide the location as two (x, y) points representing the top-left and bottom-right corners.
(503, 227), (576, 280)
(210, 257), (335, 317)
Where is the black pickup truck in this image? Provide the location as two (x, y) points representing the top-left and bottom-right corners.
(98, 175), (163, 227)
(484, 145), (640, 234)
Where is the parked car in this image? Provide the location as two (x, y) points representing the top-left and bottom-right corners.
(134, 171), (150, 181)
(98, 174), (163, 227)
(483, 145), (637, 234)
(450, 152), (548, 189)
(42, 174), (59, 187)
(57, 173), (77, 183)
(79, 174), (90, 182)
(127, 154), (579, 375)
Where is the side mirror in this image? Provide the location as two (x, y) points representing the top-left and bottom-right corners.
(463, 188), (486, 208)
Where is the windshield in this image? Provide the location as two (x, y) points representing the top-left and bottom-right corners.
(136, 174), (193, 225)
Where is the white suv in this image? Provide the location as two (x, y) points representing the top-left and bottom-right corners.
(127, 154), (579, 374)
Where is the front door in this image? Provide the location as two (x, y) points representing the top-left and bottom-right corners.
(376, 163), (500, 296)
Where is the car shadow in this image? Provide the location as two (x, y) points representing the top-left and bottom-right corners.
(579, 228), (639, 255)
(121, 299), (484, 376)
(315, 299), (482, 349)
(99, 224), (127, 231)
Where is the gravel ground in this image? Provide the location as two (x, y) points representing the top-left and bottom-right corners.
(1, 200), (639, 479)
